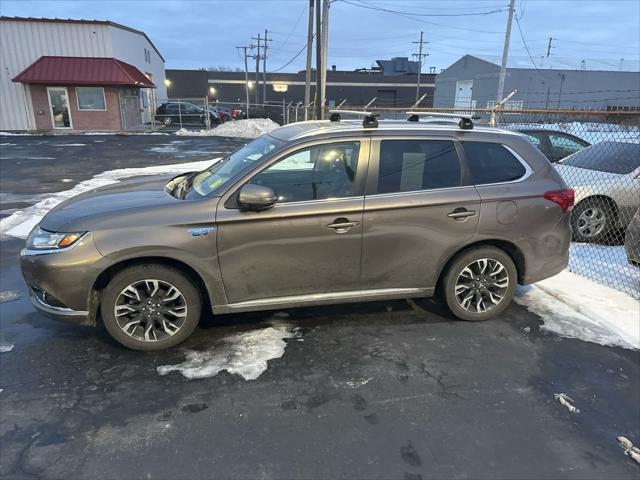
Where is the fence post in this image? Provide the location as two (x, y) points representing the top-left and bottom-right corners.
(282, 99), (286, 125)
(178, 101), (183, 129)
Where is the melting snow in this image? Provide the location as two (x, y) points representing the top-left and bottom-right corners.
(0, 158), (221, 239)
(55, 143), (86, 147)
(515, 270), (640, 350)
(0, 291), (20, 303)
(0, 342), (15, 353)
(157, 321), (296, 380)
(554, 393), (580, 413)
(175, 118), (279, 138)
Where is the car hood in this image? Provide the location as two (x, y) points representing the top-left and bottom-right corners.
(40, 175), (182, 232)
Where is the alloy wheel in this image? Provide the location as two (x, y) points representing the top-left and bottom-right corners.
(577, 207), (606, 238)
(114, 279), (187, 342)
(454, 258), (509, 313)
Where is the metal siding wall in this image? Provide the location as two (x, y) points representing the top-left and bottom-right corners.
(0, 20), (111, 130)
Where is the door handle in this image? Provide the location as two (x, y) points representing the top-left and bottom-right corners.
(327, 218), (360, 233)
(447, 208), (477, 220)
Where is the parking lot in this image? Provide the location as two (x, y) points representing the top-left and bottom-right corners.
(1, 133), (639, 479)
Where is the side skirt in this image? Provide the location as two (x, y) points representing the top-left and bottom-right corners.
(212, 287), (434, 314)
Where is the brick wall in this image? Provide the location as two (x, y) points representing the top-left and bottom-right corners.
(29, 85), (124, 131)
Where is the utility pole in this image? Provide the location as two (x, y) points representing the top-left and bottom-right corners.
(412, 31), (428, 103)
(314, 0), (322, 119)
(304, 0), (314, 120)
(237, 46), (251, 118)
(262, 29), (271, 104)
(546, 37), (553, 57)
(251, 33), (261, 105)
(319, 0), (330, 118)
(496, 0), (516, 102)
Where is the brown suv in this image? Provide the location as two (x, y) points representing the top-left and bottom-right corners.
(21, 114), (573, 350)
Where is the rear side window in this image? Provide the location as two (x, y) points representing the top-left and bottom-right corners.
(378, 140), (461, 193)
(462, 142), (527, 185)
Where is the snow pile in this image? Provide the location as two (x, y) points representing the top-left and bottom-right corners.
(0, 342), (15, 353)
(0, 158), (221, 239)
(569, 243), (639, 299)
(175, 118), (279, 138)
(515, 270), (640, 350)
(157, 321), (296, 380)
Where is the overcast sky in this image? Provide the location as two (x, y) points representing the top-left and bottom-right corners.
(2, 0), (639, 72)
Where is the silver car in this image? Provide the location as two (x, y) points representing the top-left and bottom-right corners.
(21, 114), (573, 350)
(554, 141), (640, 243)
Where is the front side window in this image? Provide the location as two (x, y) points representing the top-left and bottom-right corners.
(462, 141), (527, 185)
(249, 142), (361, 203)
(76, 87), (106, 110)
(377, 139), (461, 194)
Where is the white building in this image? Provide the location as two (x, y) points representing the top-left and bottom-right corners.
(0, 17), (166, 131)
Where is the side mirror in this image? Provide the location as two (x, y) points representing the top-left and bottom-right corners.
(238, 184), (277, 211)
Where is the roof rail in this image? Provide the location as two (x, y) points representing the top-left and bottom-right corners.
(329, 109), (379, 128)
(405, 111), (479, 130)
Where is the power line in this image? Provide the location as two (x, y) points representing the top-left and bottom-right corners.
(270, 34), (316, 73)
(336, 0), (509, 17)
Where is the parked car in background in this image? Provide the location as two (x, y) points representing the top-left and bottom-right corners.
(519, 129), (590, 162)
(624, 208), (640, 266)
(155, 102), (220, 127)
(21, 117), (572, 350)
(554, 141), (640, 243)
(212, 106), (233, 122)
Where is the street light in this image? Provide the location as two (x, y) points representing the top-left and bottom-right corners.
(164, 78), (172, 87)
(247, 81), (255, 90)
(209, 86), (216, 96)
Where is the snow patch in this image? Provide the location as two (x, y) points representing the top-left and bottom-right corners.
(554, 393), (580, 413)
(0, 131), (35, 136)
(0, 342), (15, 353)
(157, 321), (296, 380)
(0, 291), (21, 303)
(55, 143), (86, 147)
(175, 118), (279, 138)
(0, 158), (221, 239)
(515, 270), (640, 350)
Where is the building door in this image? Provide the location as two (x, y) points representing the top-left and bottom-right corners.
(454, 80), (474, 109)
(120, 89), (142, 129)
(47, 87), (72, 129)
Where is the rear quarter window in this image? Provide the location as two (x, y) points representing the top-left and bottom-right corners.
(462, 142), (527, 185)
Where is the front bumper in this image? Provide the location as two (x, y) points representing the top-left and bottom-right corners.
(20, 233), (103, 326)
(29, 288), (93, 326)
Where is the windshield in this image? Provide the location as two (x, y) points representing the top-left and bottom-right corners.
(183, 135), (284, 199)
(561, 141), (640, 174)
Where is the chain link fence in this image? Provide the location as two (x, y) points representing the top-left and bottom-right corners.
(284, 107), (640, 297)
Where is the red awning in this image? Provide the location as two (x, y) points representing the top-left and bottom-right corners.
(12, 56), (155, 88)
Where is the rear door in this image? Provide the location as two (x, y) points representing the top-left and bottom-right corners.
(361, 137), (481, 290)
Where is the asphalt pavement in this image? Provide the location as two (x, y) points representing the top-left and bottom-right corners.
(0, 134), (638, 479)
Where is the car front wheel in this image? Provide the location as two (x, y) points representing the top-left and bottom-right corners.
(101, 264), (202, 350)
(442, 246), (517, 321)
(163, 117), (173, 126)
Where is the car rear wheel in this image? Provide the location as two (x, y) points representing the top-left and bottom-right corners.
(101, 264), (201, 351)
(442, 246), (517, 321)
(163, 117), (173, 126)
(572, 198), (615, 243)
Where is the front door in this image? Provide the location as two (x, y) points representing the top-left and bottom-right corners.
(454, 80), (474, 109)
(361, 138), (481, 290)
(47, 87), (72, 129)
(216, 139), (369, 304)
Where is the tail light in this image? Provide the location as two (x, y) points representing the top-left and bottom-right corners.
(544, 188), (575, 213)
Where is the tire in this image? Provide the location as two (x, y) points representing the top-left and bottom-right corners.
(442, 246), (517, 321)
(101, 264), (202, 351)
(163, 117), (173, 127)
(571, 198), (615, 243)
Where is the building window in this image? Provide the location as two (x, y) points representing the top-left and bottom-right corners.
(76, 87), (106, 110)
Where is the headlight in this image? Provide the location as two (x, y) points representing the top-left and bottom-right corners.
(26, 227), (87, 251)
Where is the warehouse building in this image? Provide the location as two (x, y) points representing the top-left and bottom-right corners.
(434, 54), (640, 110)
(165, 59), (436, 109)
(0, 17), (166, 131)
